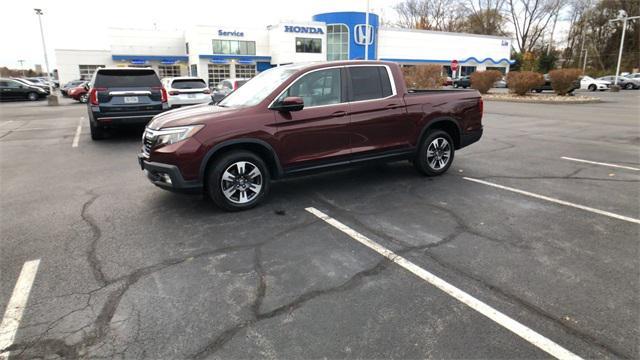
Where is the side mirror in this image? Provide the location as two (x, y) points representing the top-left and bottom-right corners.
(272, 96), (304, 112)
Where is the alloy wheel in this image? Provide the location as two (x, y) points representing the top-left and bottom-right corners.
(220, 161), (263, 204)
(426, 137), (451, 170)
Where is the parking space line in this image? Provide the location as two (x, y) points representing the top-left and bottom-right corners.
(305, 207), (582, 360)
(463, 177), (640, 224)
(0, 259), (40, 360)
(72, 117), (83, 148)
(561, 157), (639, 171)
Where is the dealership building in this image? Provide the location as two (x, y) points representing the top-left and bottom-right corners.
(55, 11), (513, 87)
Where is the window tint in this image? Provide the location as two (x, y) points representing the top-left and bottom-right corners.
(349, 66), (393, 101)
(171, 79), (207, 89)
(295, 38), (322, 53)
(280, 68), (341, 107)
(94, 69), (161, 88)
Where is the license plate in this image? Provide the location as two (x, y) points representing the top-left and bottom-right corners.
(124, 96), (139, 104)
(187, 94), (196, 99)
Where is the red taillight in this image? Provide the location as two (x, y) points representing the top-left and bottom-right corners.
(203, 89), (211, 94)
(153, 87), (168, 103)
(89, 87), (106, 105)
(169, 90), (179, 96)
(233, 81), (239, 90)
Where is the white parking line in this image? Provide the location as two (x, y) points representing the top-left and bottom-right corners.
(305, 207), (582, 360)
(463, 177), (640, 224)
(561, 157), (639, 171)
(72, 117), (83, 148)
(0, 259), (40, 360)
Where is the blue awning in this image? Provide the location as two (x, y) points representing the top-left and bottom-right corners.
(112, 55), (188, 63)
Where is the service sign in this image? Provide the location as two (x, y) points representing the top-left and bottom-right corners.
(218, 30), (244, 37)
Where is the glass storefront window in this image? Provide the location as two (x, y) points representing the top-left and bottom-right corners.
(212, 40), (256, 55)
(326, 24), (349, 61)
(295, 38), (322, 53)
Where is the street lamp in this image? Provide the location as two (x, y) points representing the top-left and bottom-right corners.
(609, 10), (639, 86)
(34, 8), (58, 105)
(17, 60), (26, 76)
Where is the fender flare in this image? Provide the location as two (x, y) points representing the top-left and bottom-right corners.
(198, 138), (284, 181)
(417, 117), (462, 149)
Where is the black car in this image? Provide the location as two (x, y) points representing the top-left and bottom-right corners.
(533, 74), (578, 93)
(87, 68), (169, 140)
(453, 76), (471, 88)
(0, 78), (48, 101)
(12, 78), (50, 94)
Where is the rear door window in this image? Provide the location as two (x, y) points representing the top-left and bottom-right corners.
(171, 79), (207, 89)
(94, 69), (161, 88)
(348, 66), (393, 101)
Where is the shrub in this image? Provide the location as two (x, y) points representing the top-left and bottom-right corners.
(470, 70), (503, 94)
(507, 71), (544, 96)
(402, 65), (444, 89)
(549, 68), (582, 96)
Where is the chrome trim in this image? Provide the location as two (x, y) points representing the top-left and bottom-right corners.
(109, 90), (152, 95)
(98, 115), (154, 120)
(268, 64), (398, 110)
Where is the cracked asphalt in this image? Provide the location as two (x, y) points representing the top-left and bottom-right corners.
(1, 90), (638, 359)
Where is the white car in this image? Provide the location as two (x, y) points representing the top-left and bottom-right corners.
(579, 76), (610, 91)
(161, 77), (211, 108)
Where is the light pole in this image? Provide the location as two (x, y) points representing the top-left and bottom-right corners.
(582, 48), (588, 72)
(34, 8), (58, 105)
(609, 10), (639, 86)
(364, 0), (370, 60)
(17, 60), (26, 76)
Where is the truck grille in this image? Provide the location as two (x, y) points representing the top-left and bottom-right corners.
(142, 129), (156, 156)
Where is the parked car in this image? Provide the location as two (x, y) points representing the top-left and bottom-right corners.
(625, 73), (640, 80)
(87, 68), (169, 140)
(453, 76), (471, 88)
(532, 74), (578, 93)
(579, 76), (610, 91)
(68, 82), (89, 103)
(61, 80), (86, 96)
(442, 76), (453, 86)
(597, 75), (639, 90)
(161, 77), (211, 108)
(211, 78), (249, 102)
(493, 77), (507, 88)
(12, 78), (50, 94)
(138, 61), (484, 211)
(0, 78), (48, 101)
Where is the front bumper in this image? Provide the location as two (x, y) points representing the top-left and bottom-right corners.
(138, 154), (202, 193)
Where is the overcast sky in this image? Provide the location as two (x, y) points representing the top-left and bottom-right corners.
(1, 0), (569, 71)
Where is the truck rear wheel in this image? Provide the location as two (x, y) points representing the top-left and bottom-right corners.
(207, 150), (270, 211)
(414, 130), (455, 176)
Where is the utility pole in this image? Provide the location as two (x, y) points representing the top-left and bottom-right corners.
(17, 60), (26, 76)
(609, 10), (639, 86)
(364, 0), (370, 60)
(34, 8), (58, 105)
(582, 49), (588, 72)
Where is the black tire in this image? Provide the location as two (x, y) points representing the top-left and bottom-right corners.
(624, 83), (633, 90)
(535, 89), (543, 93)
(207, 150), (270, 211)
(414, 130), (455, 176)
(462, 85), (468, 89)
(453, 83), (459, 88)
(79, 93), (88, 103)
(588, 84), (596, 91)
(27, 92), (38, 101)
(90, 121), (105, 140)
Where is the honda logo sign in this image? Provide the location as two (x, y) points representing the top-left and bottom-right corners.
(354, 24), (374, 45)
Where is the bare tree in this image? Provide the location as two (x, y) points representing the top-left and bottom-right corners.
(507, 0), (564, 53)
(463, 0), (508, 35)
(394, 0), (467, 31)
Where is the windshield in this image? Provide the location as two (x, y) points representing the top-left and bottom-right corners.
(218, 66), (297, 107)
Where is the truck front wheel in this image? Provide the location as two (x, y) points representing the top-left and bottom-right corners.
(414, 130), (455, 176)
(207, 150), (270, 211)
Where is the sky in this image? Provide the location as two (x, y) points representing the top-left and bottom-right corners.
(0, 0), (570, 71)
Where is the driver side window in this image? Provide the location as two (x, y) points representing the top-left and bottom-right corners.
(279, 68), (342, 108)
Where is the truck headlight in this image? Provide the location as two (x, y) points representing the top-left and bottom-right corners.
(155, 125), (204, 146)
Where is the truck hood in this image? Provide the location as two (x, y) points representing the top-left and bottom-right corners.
(147, 103), (238, 130)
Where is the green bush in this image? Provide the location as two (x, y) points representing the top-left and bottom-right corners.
(470, 70), (503, 94)
(507, 71), (545, 96)
(549, 69), (582, 96)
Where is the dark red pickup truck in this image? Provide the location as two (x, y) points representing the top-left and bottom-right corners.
(138, 61), (483, 211)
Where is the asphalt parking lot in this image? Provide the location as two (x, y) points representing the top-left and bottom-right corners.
(1, 90), (638, 359)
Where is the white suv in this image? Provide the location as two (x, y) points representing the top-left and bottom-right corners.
(161, 77), (211, 108)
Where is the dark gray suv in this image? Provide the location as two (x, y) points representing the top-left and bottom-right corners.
(87, 68), (168, 140)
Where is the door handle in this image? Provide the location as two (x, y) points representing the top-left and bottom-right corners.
(386, 103), (400, 108)
(331, 111), (347, 117)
